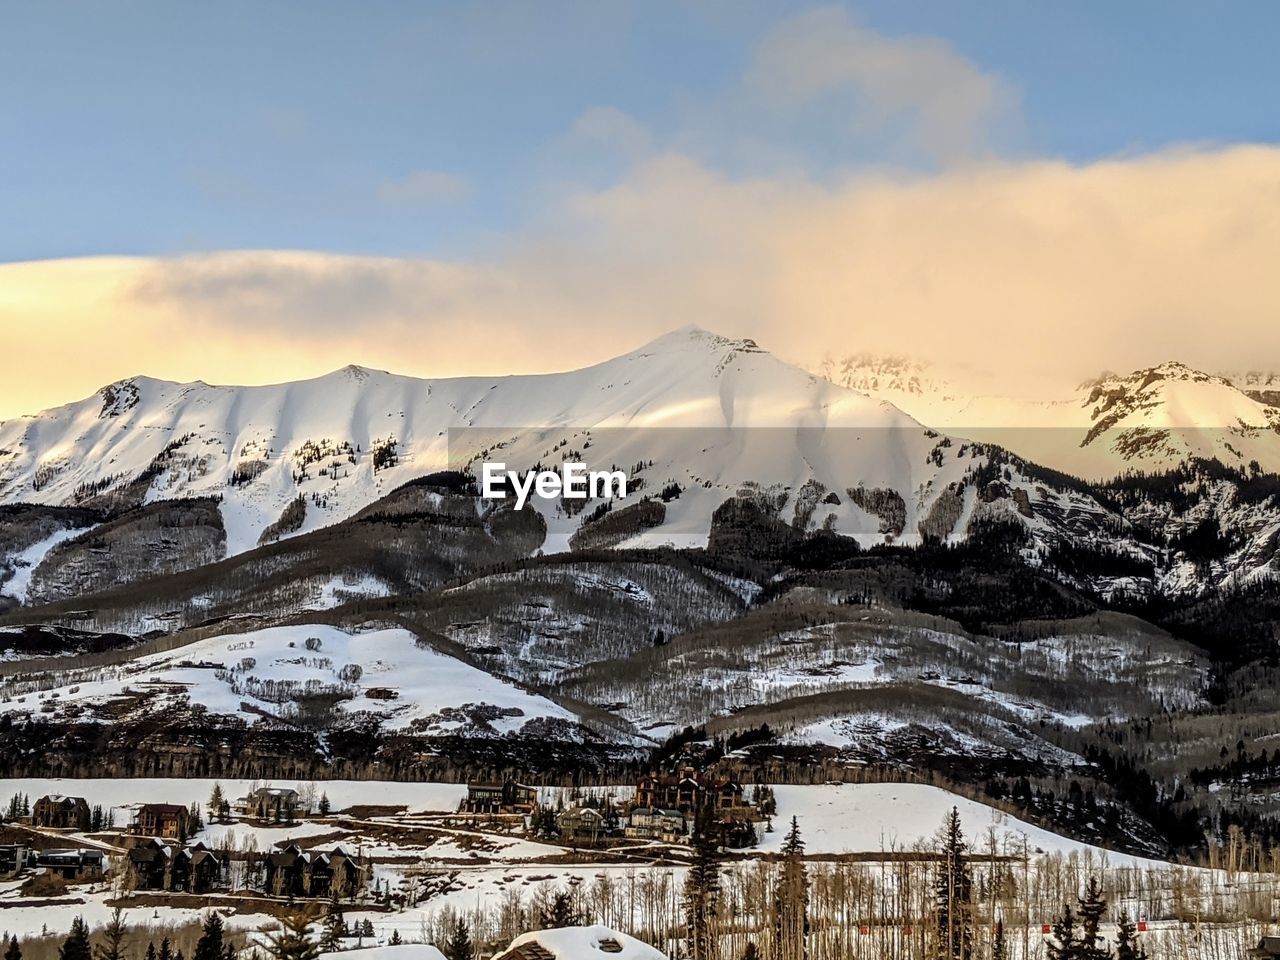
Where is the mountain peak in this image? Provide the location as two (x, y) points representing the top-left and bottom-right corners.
(634, 325), (763, 356)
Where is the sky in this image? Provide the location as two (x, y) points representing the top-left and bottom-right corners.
(1, 1), (1279, 417)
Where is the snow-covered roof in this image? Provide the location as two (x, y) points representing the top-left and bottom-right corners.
(496, 925), (668, 960)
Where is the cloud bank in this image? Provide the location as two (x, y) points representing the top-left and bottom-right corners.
(1, 143), (1278, 419)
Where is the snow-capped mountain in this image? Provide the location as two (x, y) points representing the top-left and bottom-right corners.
(4, 328), (1280, 613)
(820, 354), (1280, 479)
(0, 327), (973, 557)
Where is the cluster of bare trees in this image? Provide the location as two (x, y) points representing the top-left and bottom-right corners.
(390, 810), (1276, 960)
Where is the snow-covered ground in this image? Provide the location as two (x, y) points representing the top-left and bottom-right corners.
(0, 624), (584, 737)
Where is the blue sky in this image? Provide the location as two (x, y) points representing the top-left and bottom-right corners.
(3, 1), (1277, 262)
(3, 1), (1279, 418)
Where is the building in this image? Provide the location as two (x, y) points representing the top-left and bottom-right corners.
(635, 768), (745, 816)
(31, 795), (91, 831)
(35, 848), (105, 881)
(238, 786), (306, 822)
(1250, 938), (1280, 960)
(493, 925), (668, 960)
(131, 803), (191, 841)
(557, 805), (607, 844)
(624, 807), (686, 843)
(0, 844), (30, 879)
(126, 839), (223, 893)
(264, 843), (364, 900)
(459, 780), (538, 815)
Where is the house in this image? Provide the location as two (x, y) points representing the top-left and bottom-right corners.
(126, 839), (224, 893)
(557, 805), (606, 844)
(624, 807), (686, 843)
(264, 843), (364, 900)
(0, 844), (30, 879)
(1249, 938), (1280, 960)
(31, 795), (91, 830)
(238, 786), (306, 822)
(131, 803), (190, 841)
(634, 768), (744, 815)
(459, 780), (538, 815)
(493, 925), (668, 960)
(35, 848), (105, 881)
(126, 838), (173, 891)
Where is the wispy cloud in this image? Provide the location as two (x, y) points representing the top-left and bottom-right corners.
(745, 6), (1018, 164)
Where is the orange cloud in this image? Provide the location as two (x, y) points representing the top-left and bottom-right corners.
(1, 145), (1278, 419)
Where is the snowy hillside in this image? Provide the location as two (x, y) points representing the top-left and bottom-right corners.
(0, 623), (616, 742)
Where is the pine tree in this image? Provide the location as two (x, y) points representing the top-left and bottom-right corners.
(684, 801), (723, 960)
(94, 908), (129, 960)
(1046, 904), (1078, 960)
(935, 808), (974, 960)
(193, 914), (225, 960)
(60, 918), (92, 960)
(539, 891), (582, 928)
(158, 938), (173, 960)
(320, 907), (345, 952)
(1115, 914), (1147, 960)
(318, 794), (330, 817)
(388, 932), (401, 947)
(209, 786), (225, 822)
(143, 944), (157, 960)
(444, 920), (473, 960)
(773, 817), (809, 960)
(265, 914), (319, 960)
(1077, 878), (1110, 960)
(5, 936), (23, 960)
(188, 803), (205, 833)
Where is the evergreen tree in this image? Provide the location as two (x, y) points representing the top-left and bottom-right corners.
(265, 914), (319, 960)
(773, 817), (809, 960)
(684, 801), (723, 960)
(5, 936), (22, 960)
(360, 921), (374, 939)
(1115, 914), (1147, 960)
(1046, 904), (1078, 960)
(158, 938), (173, 960)
(539, 890), (583, 928)
(94, 908), (129, 960)
(388, 932), (401, 947)
(318, 794), (330, 817)
(1077, 878), (1110, 960)
(935, 808), (974, 960)
(188, 803), (205, 833)
(143, 944), (157, 960)
(443, 920), (473, 960)
(739, 945), (760, 960)
(208, 786), (225, 822)
(60, 918), (92, 960)
(193, 914), (225, 960)
(320, 907), (345, 952)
